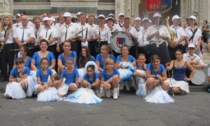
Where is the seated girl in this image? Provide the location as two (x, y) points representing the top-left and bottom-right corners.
(134, 53), (148, 97)
(58, 57), (79, 97)
(79, 47), (95, 68)
(4, 58), (35, 99)
(100, 58), (121, 100)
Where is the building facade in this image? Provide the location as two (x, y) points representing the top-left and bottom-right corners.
(0, 0), (209, 26)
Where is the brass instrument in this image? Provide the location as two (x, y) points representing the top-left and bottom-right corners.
(0, 40), (5, 52)
(165, 16), (177, 47)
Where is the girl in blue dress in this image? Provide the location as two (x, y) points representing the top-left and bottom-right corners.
(166, 49), (195, 94)
(58, 57), (79, 96)
(18, 46), (32, 68)
(145, 55), (174, 103)
(36, 58), (60, 102)
(57, 41), (77, 74)
(100, 58), (121, 100)
(96, 44), (116, 73)
(79, 47), (95, 68)
(134, 53), (148, 97)
(81, 64), (100, 90)
(4, 58), (35, 99)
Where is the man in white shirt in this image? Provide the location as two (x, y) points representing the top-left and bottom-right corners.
(13, 13), (22, 31)
(57, 12), (80, 53)
(168, 15), (187, 59)
(115, 13), (125, 31)
(133, 17), (144, 37)
(39, 17), (58, 57)
(13, 15), (35, 57)
(33, 17), (43, 51)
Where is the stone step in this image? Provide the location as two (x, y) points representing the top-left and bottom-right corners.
(189, 85), (208, 92)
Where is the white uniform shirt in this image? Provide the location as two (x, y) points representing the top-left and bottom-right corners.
(0, 26), (13, 44)
(88, 23), (97, 39)
(39, 26), (58, 46)
(77, 23), (91, 40)
(137, 28), (149, 47)
(93, 26), (110, 43)
(115, 23), (124, 31)
(34, 25), (44, 45)
(185, 26), (202, 45)
(13, 25), (35, 43)
(59, 23), (79, 44)
(170, 25), (186, 45)
(133, 26), (144, 39)
(183, 53), (205, 65)
(146, 25), (170, 42)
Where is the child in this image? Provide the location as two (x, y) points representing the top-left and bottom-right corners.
(58, 57), (79, 97)
(100, 58), (121, 99)
(36, 58), (59, 93)
(4, 58), (35, 99)
(81, 64), (100, 90)
(134, 53), (148, 97)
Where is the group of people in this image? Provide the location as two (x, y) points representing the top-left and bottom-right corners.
(0, 10), (207, 104)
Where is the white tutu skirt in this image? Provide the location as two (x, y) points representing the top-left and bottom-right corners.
(145, 86), (174, 103)
(136, 82), (147, 97)
(118, 62), (134, 83)
(77, 68), (85, 82)
(165, 78), (189, 93)
(4, 82), (26, 99)
(64, 88), (102, 104)
(26, 76), (37, 97)
(37, 87), (60, 102)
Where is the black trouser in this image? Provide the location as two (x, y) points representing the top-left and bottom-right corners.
(88, 40), (98, 58)
(0, 43), (14, 78)
(47, 44), (58, 71)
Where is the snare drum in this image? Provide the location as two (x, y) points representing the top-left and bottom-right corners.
(191, 69), (206, 85)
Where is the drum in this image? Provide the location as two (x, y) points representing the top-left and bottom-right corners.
(110, 31), (134, 53)
(191, 69), (206, 85)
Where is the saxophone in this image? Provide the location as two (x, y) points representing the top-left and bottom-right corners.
(0, 41), (5, 52)
(165, 16), (177, 47)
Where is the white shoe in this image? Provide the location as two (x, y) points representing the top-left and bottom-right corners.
(105, 90), (112, 98)
(113, 88), (118, 100)
(119, 83), (124, 90)
(96, 90), (105, 98)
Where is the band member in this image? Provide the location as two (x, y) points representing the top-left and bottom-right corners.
(13, 13), (22, 30)
(55, 14), (65, 30)
(137, 18), (151, 63)
(76, 12), (82, 24)
(133, 17), (143, 36)
(107, 17), (116, 34)
(168, 15), (187, 59)
(107, 13), (116, 24)
(115, 13), (125, 30)
(185, 15), (202, 56)
(33, 17), (43, 52)
(87, 15), (98, 57)
(13, 15), (35, 57)
(93, 14), (110, 48)
(57, 12), (80, 53)
(0, 15), (14, 82)
(39, 17), (58, 58)
(146, 13), (171, 64)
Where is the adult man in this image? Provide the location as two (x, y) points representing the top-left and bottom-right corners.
(168, 15), (186, 59)
(115, 13), (125, 30)
(13, 15), (35, 57)
(13, 13), (22, 30)
(57, 12), (80, 53)
(33, 17), (43, 51)
(133, 17), (143, 37)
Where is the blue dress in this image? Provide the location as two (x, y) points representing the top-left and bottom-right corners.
(58, 51), (77, 68)
(116, 55), (136, 64)
(96, 54), (116, 69)
(173, 66), (186, 81)
(101, 68), (120, 81)
(10, 67), (30, 77)
(36, 68), (53, 83)
(147, 63), (166, 75)
(24, 57), (32, 68)
(32, 52), (55, 69)
(83, 72), (99, 84)
(60, 69), (79, 85)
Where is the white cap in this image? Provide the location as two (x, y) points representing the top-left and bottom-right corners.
(188, 43), (195, 48)
(42, 17), (51, 22)
(107, 17), (114, 21)
(172, 15), (180, 21)
(77, 12), (82, 16)
(153, 13), (161, 18)
(108, 13), (114, 17)
(50, 17), (55, 22)
(63, 12), (71, 17)
(16, 13), (21, 17)
(142, 17), (149, 22)
(98, 14), (105, 18)
(118, 13), (125, 17)
(135, 17), (141, 21)
(188, 15), (196, 20)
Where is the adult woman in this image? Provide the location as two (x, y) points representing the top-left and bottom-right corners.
(166, 49), (195, 94)
(31, 39), (55, 71)
(116, 45), (135, 91)
(18, 46), (32, 68)
(79, 47), (95, 68)
(96, 44), (116, 73)
(145, 55), (173, 103)
(185, 15), (202, 56)
(57, 41), (77, 74)
(0, 15), (14, 82)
